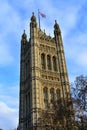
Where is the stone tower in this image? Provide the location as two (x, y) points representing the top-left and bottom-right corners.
(18, 12), (72, 130)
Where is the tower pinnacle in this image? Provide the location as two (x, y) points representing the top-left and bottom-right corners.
(22, 30), (27, 40)
(54, 20), (61, 35)
(31, 12), (36, 22)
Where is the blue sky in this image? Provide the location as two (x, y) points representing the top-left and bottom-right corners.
(0, 0), (87, 129)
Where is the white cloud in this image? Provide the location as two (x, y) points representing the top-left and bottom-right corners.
(69, 74), (76, 83)
(0, 84), (19, 129)
(64, 30), (87, 68)
(77, 50), (87, 67)
(0, 101), (18, 130)
(0, 95), (19, 108)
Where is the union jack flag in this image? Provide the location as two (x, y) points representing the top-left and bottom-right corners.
(38, 11), (46, 18)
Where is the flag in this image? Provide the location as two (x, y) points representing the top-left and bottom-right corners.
(38, 11), (46, 18)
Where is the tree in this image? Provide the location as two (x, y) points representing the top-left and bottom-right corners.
(71, 75), (87, 130)
(38, 98), (74, 130)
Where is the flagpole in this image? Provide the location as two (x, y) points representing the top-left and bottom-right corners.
(38, 9), (40, 29)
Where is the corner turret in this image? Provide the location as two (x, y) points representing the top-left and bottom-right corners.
(30, 12), (38, 43)
(31, 12), (36, 23)
(30, 12), (37, 29)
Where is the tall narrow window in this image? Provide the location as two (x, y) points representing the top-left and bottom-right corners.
(53, 56), (57, 71)
(25, 62), (27, 79)
(28, 92), (31, 112)
(50, 88), (54, 101)
(26, 92), (31, 116)
(43, 88), (48, 108)
(41, 53), (45, 69)
(27, 60), (30, 77)
(56, 89), (60, 100)
(25, 94), (27, 116)
(47, 55), (51, 70)
(50, 88), (54, 109)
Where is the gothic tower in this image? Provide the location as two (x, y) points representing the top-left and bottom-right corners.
(18, 12), (72, 130)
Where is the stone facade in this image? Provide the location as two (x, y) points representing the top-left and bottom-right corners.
(18, 12), (72, 130)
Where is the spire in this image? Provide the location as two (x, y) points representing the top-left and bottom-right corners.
(30, 12), (37, 30)
(22, 30), (27, 40)
(31, 12), (36, 22)
(54, 20), (61, 35)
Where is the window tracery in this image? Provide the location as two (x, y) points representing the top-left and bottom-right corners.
(50, 88), (54, 101)
(56, 89), (60, 100)
(41, 53), (45, 69)
(53, 56), (57, 71)
(43, 87), (48, 108)
(47, 55), (51, 70)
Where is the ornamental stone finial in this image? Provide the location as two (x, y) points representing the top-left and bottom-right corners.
(24, 29), (25, 33)
(54, 20), (61, 35)
(31, 12), (36, 22)
(22, 29), (27, 40)
(55, 20), (57, 23)
(32, 12), (34, 16)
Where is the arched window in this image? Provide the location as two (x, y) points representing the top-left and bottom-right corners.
(41, 53), (45, 69)
(56, 89), (60, 100)
(25, 62), (28, 79)
(50, 88), (54, 109)
(50, 88), (54, 101)
(43, 88), (48, 108)
(53, 56), (57, 71)
(43, 88), (48, 98)
(47, 55), (51, 70)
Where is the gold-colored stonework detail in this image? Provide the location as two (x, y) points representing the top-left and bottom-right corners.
(40, 44), (56, 54)
(18, 13), (73, 130)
